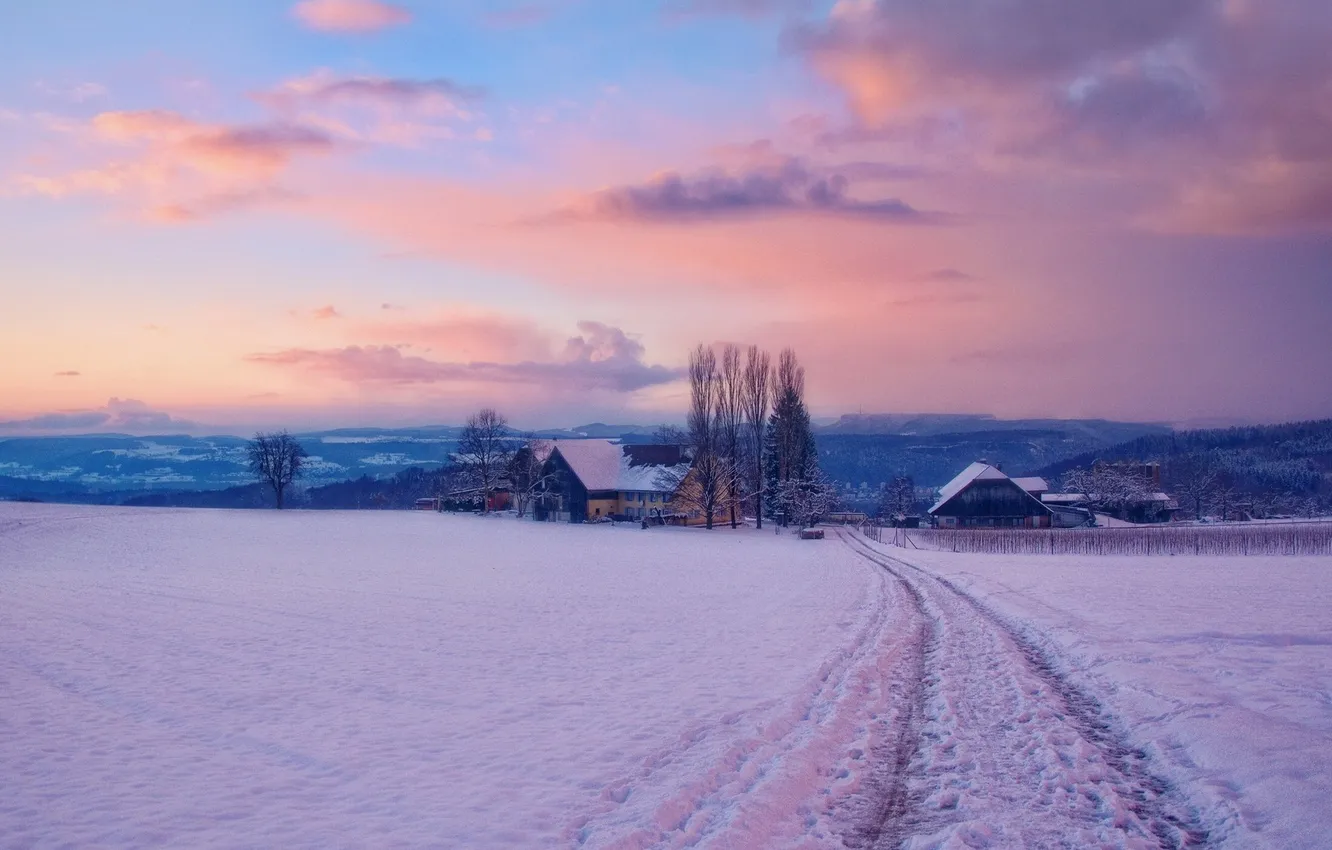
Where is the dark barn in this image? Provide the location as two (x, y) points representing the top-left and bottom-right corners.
(929, 462), (1053, 528)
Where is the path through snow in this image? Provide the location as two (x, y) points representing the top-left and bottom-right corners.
(834, 531), (1211, 849)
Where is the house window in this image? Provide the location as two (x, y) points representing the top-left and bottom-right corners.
(650, 493), (658, 503)
(638, 492), (646, 503)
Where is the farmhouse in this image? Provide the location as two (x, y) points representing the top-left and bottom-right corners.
(929, 462), (1054, 528)
(533, 440), (693, 524)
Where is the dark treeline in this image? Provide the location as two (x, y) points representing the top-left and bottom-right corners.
(1036, 419), (1332, 515)
(117, 466), (454, 510)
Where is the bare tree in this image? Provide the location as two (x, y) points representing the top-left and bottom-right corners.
(1214, 480), (1241, 521)
(1167, 453), (1220, 519)
(717, 343), (744, 528)
(777, 467), (838, 529)
(676, 344), (725, 529)
(456, 408), (514, 513)
(246, 431), (307, 509)
(741, 345), (771, 529)
(1062, 463), (1151, 519)
(508, 437), (554, 518)
(651, 423), (688, 445)
(878, 475), (915, 522)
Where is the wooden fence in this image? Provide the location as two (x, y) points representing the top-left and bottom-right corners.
(883, 522), (1332, 556)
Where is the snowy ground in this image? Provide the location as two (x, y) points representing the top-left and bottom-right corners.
(3, 504), (1329, 848)
(881, 542), (1332, 849)
(1, 504), (897, 848)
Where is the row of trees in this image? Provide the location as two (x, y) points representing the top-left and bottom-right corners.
(661, 344), (836, 529)
(1165, 453), (1323, 520)
(244, 412), (542, 513)
(1056, 454), (1324, 522)
(247, 349), (842, 527)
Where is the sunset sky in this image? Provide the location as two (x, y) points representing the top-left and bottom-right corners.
(3, 0), (1330, 434)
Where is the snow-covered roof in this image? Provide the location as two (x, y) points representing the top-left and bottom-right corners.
(551, 440), (623, 490)
(1012, 477), (1049, 493)
(1043, 492), (1177, 505)
(1042, 493), (1089, 504)
(929, 462), (1009, 513)
(551, 440), (688, 493)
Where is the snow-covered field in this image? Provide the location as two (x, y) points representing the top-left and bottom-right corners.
(884, 543), (1332, 849)
(1, 504), (896, 848)
(3, 503), (1330, 848)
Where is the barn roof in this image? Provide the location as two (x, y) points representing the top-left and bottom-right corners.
(929, 462), (1009, 513)
(550, 440), (688, 493)
(1011, 476), (1049, 493)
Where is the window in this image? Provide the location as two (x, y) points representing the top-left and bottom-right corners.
(638, 492), (646, 503)
(650, 493), (658, 503)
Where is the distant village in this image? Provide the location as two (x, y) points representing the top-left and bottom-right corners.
(415, 443), (1191, 532)
(226, 345), (1328, 529)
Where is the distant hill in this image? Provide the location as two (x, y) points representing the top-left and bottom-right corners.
(569, 423), (660, 438)
(11, 415), (1311, 511)
(1034, 419), (1332, 504)
(0, 430), (460, 496)
(815, 426), (1162, 489)
(818, 413), (1170, 443)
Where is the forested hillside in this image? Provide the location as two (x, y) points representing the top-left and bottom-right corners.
(1036, 420), (1332, 512)
(815, 427), (1158, 489)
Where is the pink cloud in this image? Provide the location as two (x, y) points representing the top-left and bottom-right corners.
(257, 72), (479, 112)
(246, 321), (682, 393)
(793, 0), (1332, 234)
(17, 110), (337, 219)
(0, 398), (198, 434)
(312, 305), (341, 320)
(360, 311), (554, 362)
(541, 156), (935, 223)
(254, 71), (482, 147)
(309, 172), (963, 303)
(291, 0), (411, 33)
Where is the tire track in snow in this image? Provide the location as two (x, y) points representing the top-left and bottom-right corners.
(569, 542), (911, 848)
(835, 538), (934, 850)
(838, 530), (1211, 849)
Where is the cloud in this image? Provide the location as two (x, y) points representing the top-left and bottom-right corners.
(255, 71), (483, 147)
(54, 370), (82, 377)
(0, 399), (198, 434)
(312, 304), (341, 320)
(795, 0), (1210, 120)
(544, 157), (936, 223)
(0, 411), (111, 431)
(361, 311), (553, 361)
(257, 73), (481, 111)
(246, 321), (683, 393)
(105, 398), (199, 431)
(292, 0), (411, 32)
(793, 0), (1332, 233)
(17, 110), (338, 219)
